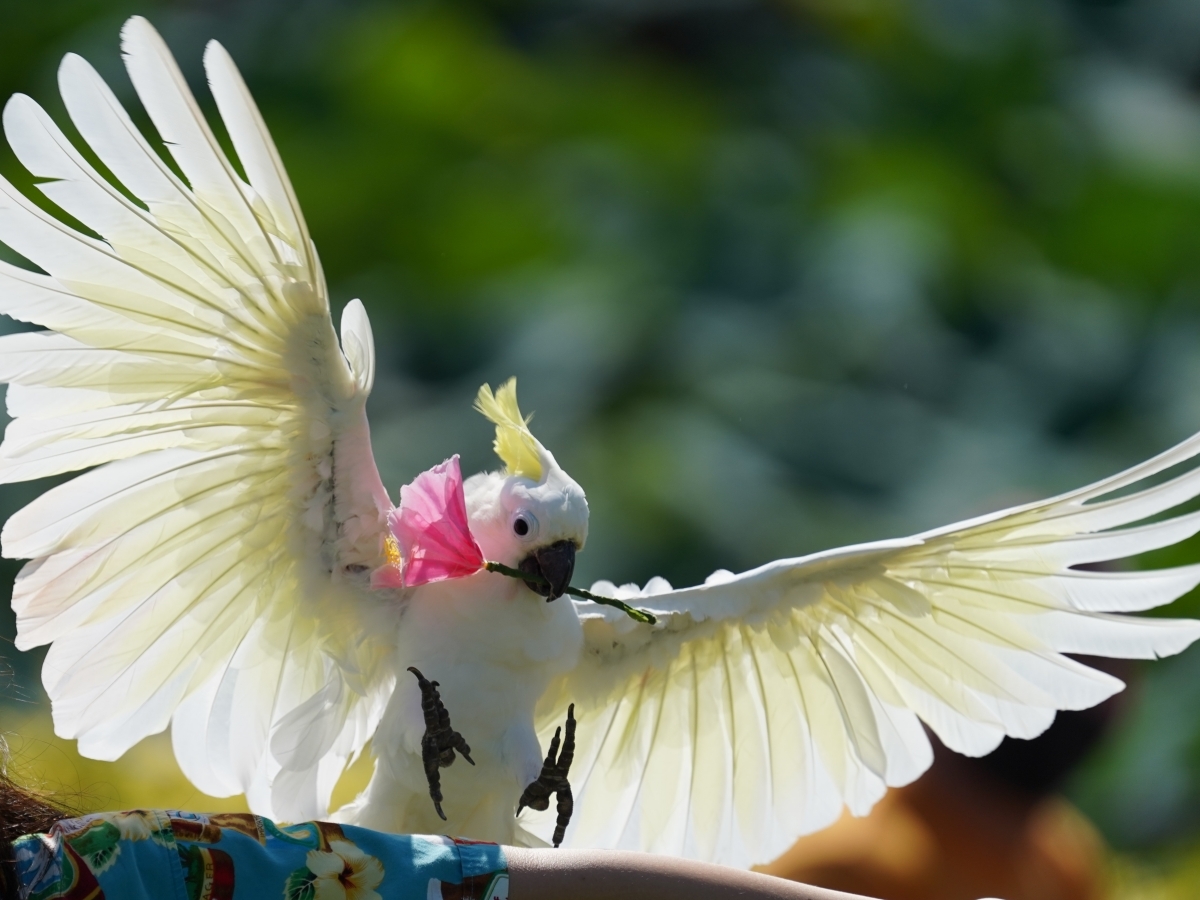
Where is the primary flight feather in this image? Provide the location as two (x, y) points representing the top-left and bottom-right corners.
(3, 17), (1200, 867)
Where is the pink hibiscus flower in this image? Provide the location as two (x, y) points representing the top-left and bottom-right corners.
(388, 455), (485, 587)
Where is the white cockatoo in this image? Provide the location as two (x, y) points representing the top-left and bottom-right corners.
(3, 16), (1200, 867)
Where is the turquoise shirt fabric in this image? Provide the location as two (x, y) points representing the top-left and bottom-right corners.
(12, 810), (508, 900)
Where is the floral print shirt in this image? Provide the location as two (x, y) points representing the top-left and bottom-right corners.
(11, 810), (508, 900)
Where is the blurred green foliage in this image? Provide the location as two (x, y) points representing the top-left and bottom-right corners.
(5, 0), (1200, 884)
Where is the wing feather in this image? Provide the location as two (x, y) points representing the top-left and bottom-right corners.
(0, 18), (396, 819)
(203, 40), (310, 260)
(119, 18), (266, 252)
(534, 428), (1200, 865)
(57, 53), (247, 284)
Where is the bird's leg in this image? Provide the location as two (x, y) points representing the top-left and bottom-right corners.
(408, 666), (475, 821)
(516, 703), (576, 847)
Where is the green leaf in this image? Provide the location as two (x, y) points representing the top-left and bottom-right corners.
(283, 867), (316, 900)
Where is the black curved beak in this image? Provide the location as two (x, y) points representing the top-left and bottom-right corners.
(518, 540), (577, 601)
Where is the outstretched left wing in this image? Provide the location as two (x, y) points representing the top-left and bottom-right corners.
(530, 428), (1200, 865)
(0, 18), (399, 820)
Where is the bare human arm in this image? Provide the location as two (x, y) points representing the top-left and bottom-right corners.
(504, 848), (878, 900)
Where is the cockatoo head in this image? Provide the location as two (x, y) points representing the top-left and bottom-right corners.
(464, 380), (589, 599)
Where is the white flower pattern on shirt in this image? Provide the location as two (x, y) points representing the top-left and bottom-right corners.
(305, 839), (385, 900)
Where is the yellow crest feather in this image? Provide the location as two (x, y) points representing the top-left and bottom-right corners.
(475, 378), (543, 481)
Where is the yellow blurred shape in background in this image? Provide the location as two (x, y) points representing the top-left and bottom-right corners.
(4, 706), (249, 815)
(2, 706), (376, 819)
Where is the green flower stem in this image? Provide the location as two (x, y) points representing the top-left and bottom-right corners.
(563, 584), (658, 625)
(484, 561), (657, 625)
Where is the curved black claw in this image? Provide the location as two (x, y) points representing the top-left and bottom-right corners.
(516, 703), (576, 847)
(409, 666), (475, 821)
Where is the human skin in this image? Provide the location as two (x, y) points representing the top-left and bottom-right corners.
(505, 847), (876, 900)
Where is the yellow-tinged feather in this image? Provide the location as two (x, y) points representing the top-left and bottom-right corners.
(474, 378), (543, 481)
(0, 17), (396, 820)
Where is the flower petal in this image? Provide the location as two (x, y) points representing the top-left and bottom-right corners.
(306, 849), (346, 879)
(327, 841), (365, 866)
(390, 455), (485, 587)
(312, 877), (348, 900)
(349, 858), (384, 895)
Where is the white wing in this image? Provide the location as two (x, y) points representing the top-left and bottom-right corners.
(530, 428), (1200, 865)
(0, 17), (398, 820)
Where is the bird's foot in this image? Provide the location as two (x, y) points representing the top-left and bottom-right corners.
(408, 666), (475, 821)
(516, 703), (575, 848)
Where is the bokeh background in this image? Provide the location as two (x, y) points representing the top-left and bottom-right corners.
(2, 0), (1200, 896)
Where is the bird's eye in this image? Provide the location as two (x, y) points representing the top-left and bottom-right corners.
(511, 510), (539, 540)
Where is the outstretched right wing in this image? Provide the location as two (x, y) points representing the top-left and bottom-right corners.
(0, 18), (398, 820)
(532, 427), (1200, 865)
